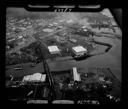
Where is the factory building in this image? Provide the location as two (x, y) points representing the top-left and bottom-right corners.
(72, 45), (87, 56)
(48, 45), (60, 54)
(72, 67), (81, 82)
(22, 73), (46, 83)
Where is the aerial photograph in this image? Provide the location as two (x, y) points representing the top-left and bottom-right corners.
(6, 8), (122, 104)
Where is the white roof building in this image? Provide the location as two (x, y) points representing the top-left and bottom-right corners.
(23, 75), (31, 82)
(72, 67), (81, 82)
(72, 45), (87, 55)
(48, 45), (60, 54)
(22, 73), (46, 82)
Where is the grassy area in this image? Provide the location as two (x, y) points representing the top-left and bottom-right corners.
(6, 41), (42, 66)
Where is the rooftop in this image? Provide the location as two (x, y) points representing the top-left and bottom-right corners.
(73, 67), (81, 81)
(48, 45), (60, 53)
(72, 46), (87, 53)
(22, 73), (46, 82)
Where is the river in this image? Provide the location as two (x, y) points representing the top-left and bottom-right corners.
(47, 35), (122, 82)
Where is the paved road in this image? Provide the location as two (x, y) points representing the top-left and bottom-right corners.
(39, 27), (67, 39)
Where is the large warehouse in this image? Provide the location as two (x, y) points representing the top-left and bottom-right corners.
(48, 45), (60, 54)
(72, 45), (87, 56)
(22, 73), (46, 82)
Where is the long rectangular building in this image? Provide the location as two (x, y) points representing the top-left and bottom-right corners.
(72, 67), (81, 82)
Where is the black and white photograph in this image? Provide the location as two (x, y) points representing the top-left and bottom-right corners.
(5, 6), (122, 104)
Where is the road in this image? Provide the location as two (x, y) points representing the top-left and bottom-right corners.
(38, 27), (67, 39)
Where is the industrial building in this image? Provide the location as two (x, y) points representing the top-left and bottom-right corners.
(48, 45), (60, 54)
(72, 45), (87, 56)
(22, 73), (46, 82)
(72, 67), (81, 82)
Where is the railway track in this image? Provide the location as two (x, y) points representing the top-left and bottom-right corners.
(34, 35), (56, 100)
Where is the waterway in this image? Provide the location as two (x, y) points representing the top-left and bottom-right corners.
(47, 35), (121, 82)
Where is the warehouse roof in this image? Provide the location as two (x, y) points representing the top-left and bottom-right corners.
(73, 67), (81, 81)
(48, 45), (60, 53)
(22, 73), (46, 82)
(72, 46), (87, 53)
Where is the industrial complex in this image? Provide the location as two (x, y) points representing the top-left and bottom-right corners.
(6, 8), (122, 104)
